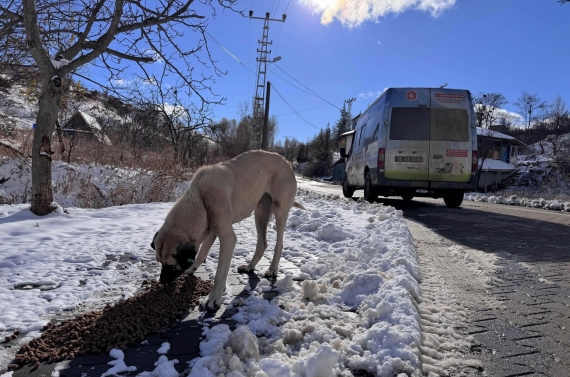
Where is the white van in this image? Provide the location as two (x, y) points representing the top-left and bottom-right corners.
(341, 87), (478, 207)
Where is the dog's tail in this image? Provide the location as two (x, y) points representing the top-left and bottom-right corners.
(292, 201), (306, 210)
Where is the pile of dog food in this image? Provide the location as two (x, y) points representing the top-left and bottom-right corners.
(8, 275), (212, 370)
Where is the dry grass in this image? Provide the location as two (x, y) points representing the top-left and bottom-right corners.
(0, 129), (207, 208)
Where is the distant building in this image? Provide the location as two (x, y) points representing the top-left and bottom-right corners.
(62, 111), (111, 145)
(477, 127), (524, 164)
(331, 158), (345, 182)
(477, 127), (524, 191)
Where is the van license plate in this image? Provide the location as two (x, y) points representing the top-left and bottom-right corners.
(395, 156), (423, 162)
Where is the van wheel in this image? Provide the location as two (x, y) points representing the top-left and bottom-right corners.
(443, 192), (464, 207)
(363, 172), (378, 203)
(401, 194), (414, 201)
(342, 176), (355, 198)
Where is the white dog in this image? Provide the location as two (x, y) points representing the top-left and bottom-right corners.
(151, 150), (304, 310)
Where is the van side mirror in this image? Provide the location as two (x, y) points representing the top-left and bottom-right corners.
(340, 148), (347, 158)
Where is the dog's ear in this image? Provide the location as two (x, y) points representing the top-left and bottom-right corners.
(150, 231), (158, 250)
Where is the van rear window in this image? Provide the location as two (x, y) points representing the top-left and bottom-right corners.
(431, 109), (469, 141)
(389, 108), (430, 141)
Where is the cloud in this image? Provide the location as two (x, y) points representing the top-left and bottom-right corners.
(358, 90), (383, 100)
(302, 0), (456, 27)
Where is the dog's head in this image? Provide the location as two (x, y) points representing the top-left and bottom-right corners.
(151, 229), (197, 285)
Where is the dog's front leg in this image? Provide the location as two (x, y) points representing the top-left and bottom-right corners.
(188, 232), (216, 274)
(200, 228), (236, 311)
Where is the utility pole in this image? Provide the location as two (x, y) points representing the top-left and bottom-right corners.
(249, 10), (286, 150)
(344, 97), (356, 131)
(261, 81), (271, 150)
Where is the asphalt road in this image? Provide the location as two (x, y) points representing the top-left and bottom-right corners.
(359, 192), (570, 377)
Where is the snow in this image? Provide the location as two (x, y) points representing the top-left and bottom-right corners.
(0, 168), (477, 376)
(465, 192), (570, 212)
(135, 356), (179, 377)
(102, 349), (137, 377)
(184, 189), (424, 377)
(156, 342), (171, 355)
(476, 127), (517, 140)
(479, 158), (515, 171)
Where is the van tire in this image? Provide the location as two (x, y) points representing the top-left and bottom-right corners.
(363, 172), (378, 203)
(401, 195), (414, 201)
(342, 176), (355, 198)
(443, 192), (464, 207)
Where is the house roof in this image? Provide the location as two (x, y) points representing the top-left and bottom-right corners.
(62, 111), (111, 145)
(477, 127), (525, 146)
(77, 111), (103, 133)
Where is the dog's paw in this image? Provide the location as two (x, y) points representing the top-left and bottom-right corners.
(199, 294), (222, 312)
(264, 268), (279, 279)
(237, 264), (254, 273)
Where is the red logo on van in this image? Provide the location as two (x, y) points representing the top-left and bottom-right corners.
(406, 91), (417, 101)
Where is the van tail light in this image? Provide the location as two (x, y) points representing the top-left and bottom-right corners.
(378, 148), (385, 169)
(472, 150), (478, 172)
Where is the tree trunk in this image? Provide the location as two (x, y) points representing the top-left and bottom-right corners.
(30, 77), (63, 215)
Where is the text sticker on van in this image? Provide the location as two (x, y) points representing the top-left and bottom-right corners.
(435, 93), (466, 104)
(406, 91), (417, 101)
(446, 149), (468, 157)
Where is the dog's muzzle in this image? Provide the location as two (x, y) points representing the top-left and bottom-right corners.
(158, 243), (197, 285)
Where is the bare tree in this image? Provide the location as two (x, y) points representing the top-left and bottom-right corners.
(0, 0), (237, 215)
(473, 93), (507, 189)
(473, 93), (508, 129)
(514, 91), (548, 144)
(127, 76), (213, 161)
(544, 95), (570, 157)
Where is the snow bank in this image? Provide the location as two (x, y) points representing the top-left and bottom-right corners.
(187, 189), (423, 377)
(465, 192), (570, 212)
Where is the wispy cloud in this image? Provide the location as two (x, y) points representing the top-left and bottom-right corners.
(358, 90), (383, 100)
(302, 0), (456, 27)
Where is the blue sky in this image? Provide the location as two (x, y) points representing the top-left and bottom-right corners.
(198, 0), (570, 143)
(80, 0), (568, 143)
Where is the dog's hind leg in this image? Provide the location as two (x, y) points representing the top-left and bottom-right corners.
(264, 205), (288, 278)
(188, 231), (216, 274)
(238, 193), (272, 273)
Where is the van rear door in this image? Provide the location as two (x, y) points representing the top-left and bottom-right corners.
(428, 90), (472, 183)
(384, 88), (430, 181)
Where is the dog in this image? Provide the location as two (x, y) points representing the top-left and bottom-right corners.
(151, 150), (304, 310)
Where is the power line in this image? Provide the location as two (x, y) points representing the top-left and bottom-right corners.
(267, 66), (323, 98)
(271, 83), (321, 130)
(273, 64), (341, 110)
(204, 22), (341, 114)
(204, 31), (254, 74)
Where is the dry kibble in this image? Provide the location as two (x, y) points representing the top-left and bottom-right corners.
(8, 275), (212, 369)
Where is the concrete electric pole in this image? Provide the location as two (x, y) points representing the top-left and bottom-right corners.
(248, 11), (286, 150)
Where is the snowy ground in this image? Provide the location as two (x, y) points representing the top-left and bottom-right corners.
(1, 181), (430, 377)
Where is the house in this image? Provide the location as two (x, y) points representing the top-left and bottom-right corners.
(331, 155), (345, 182)
(61, 111), (111, 145)
(477, 127), (524, 191)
